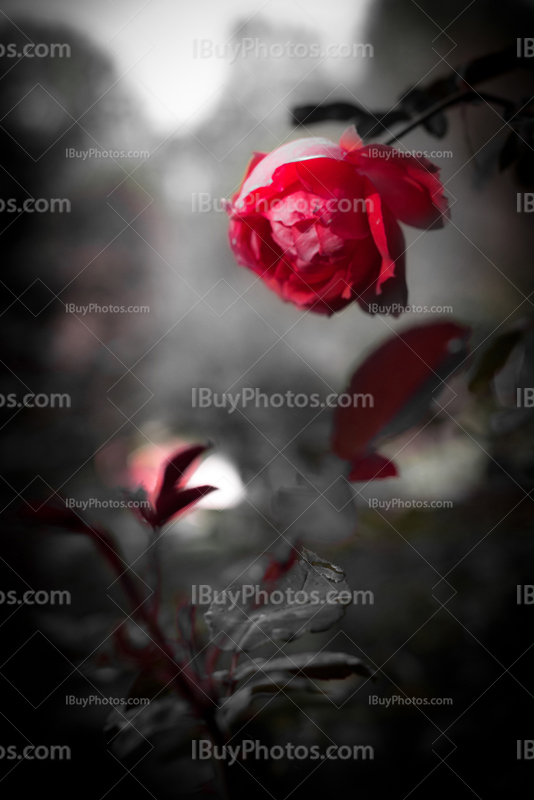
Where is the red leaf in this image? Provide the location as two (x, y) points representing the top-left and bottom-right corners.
(21, 502), (95, 535)
(154, 485), (217, 527)
(153, 444), (212, 524)
(332, 321), (471, 480)
(348, 453), (398, 481)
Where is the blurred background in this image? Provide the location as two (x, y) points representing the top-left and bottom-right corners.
(1, 0), (534, 797)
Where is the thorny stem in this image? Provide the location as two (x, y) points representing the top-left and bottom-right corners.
(384, 90), (518, 145)
(148, 525), (163, 618)
(95, 530), (232, 797)
(97, 532), (206, 705)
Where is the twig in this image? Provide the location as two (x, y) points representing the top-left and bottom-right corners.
(384, 90), (516, 145)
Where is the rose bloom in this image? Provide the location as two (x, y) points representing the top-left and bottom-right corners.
(226, 126), (449, 315)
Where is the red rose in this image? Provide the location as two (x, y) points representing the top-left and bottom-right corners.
(227, 126), (449, 316)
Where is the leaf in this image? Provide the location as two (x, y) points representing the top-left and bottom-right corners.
(347, 453), (397, 482)
(400, 88), (448, 138)
(290, 102), (409, 140)
(154, 485), (217, 527)
(154, 445), (209, 514)
(248, 674), (318, 693)
(153, 445), (217, 526)
(332, 321), (471, 480)
(489, 328), (534, 432)
(204, 549), (352, 652)
(216, 675), (320, 727)
(128, 444), (217, 527)
(219, 651), (374, 684)
(423, 112), (448, 139)
(216, 687), (255, 727)
(20, 501), (97, 534)
(469, 329), (526, 393)
(473, 134), (510, 189)
(105, 697), (196, 762)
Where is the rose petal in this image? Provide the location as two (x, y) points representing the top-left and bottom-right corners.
(354, 144), (449, 229)
(237, 137), (345, 201)
(231, 151), (267, 201)
(339, 124), (364, 154)
(292, 221), (321, 262)
(364, 179), (406, 294)
(229, 215), (282, 275)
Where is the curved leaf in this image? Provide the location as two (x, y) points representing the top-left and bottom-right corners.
(205, 549), (351, 652)
(220, 651), (373, 684)
(332, 321), (471, 480)
(469, 328), (525, 393)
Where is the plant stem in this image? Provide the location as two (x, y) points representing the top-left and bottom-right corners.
(97, 527), (232, 796)
(96, 531), (212, 711)
(384, 90), (515, 145)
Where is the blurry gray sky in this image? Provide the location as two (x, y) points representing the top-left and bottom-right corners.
(1, 0), (373, 129)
